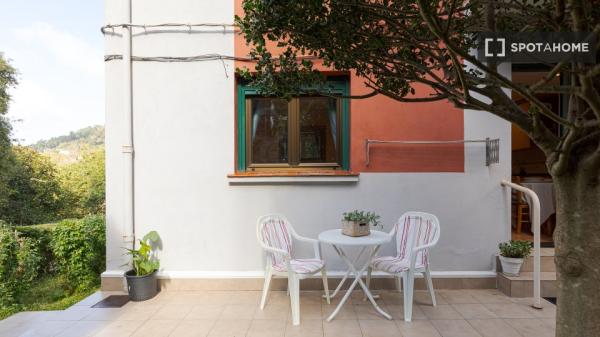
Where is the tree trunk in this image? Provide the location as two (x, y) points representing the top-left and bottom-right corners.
(553, 169), (600, 337)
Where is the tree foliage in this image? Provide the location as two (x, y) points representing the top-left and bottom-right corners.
(58, 149), (106, 217)
(0, 147), (65, 226)
(0, 54), (18, 215)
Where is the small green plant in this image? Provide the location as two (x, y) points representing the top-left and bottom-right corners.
(499, 240), (532, 258)
(342, 210), (381, 227)
(125, 231), (161, 276)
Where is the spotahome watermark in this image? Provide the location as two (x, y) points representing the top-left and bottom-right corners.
(478, 32), (597, 64)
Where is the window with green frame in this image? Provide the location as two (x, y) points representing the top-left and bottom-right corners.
(237, 79), (350, 172)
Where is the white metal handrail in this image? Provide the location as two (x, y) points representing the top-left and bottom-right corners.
(501, 179), (542, 309)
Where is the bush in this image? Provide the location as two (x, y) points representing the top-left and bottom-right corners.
(0, 222), (42, 307)
(14, 224), (55, 274)
(51, 215), (105, 291)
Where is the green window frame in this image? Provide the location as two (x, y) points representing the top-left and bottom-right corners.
(237, 78), (350, 172)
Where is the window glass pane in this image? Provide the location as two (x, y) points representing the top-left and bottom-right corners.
(299, 97), (338, 163)
(250, 98), (289, 164)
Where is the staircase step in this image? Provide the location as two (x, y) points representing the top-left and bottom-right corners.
(497, 272), (557, 298)
(496, 248), (555, 273)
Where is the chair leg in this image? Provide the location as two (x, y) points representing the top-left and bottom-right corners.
(403, 271), (415, 322)
(321, 269), (331, 304)
(290, 274), (300, 326)
(516, 206), (523, 234)
(425, 266), (436, 306)
(260, 268), (273, 310)
(395, 275), (402, 294)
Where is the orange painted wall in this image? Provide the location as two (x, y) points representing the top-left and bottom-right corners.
(234, 1), (464, 173)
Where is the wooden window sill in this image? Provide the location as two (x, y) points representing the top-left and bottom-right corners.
(227, 171), (359, 184)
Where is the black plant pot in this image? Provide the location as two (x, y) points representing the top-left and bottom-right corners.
(125, 270), (158, 301)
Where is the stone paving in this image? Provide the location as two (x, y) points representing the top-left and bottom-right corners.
(0, 289), (556, 337)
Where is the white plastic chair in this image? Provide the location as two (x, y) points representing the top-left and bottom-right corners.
(366, 211), (441, 321)
(256, 214), (330, 325)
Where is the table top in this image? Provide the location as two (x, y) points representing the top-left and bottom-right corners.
(318, 229), (392, 246)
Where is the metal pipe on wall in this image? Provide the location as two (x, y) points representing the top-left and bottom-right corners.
(122, 0), (135, 246)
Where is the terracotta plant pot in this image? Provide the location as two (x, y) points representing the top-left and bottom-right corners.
(499, 256), (524, 276)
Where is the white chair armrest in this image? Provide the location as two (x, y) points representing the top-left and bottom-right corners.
(261, 245), (291, 261)
(291, 233), (321, 260)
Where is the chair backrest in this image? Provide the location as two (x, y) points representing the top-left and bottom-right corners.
(394, 212), (440, 266)
(256, 214), (293, 267)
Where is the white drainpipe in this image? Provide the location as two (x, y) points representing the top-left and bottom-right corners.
(501, 179), (542, 309)
(122, 0), (134, 246)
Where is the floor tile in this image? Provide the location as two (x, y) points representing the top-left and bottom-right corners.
(219, 304), (256, 319)
(131, 319), (179, 337)
(468, 290), (512, 304)
(354, 304), (390, 320)
(246, 319), (286, 337)
(185, 304), (225, 320)
(254, 303), (290, 320)
(451, 304), (497, 319)
(151, 304), (194, 320)
(430, 319), (483, 337)
(467, 319), (522, 337)
(7, 321), (71, 337)
(207, 319), (251, 337)
(169, 320), (215, 337)
(54, 320), (107, 337)
(92, 320), (144, 337)
(359, 319), (401, 337)
(322, 303), (357, 320)
(414, 291), (447, 305)
(387, 304), (427, 320)
(420, 305), (463, 320)
(81, 308), (125, 321)
(482, 303), (535, 319)
(323, 319), (363, 337)
(504, 318), (555, 337)
(118, 304), (162, 321)
(438, 290), (480, 304)
(284, 319), (323, 337)
(395, 320), (442, 337)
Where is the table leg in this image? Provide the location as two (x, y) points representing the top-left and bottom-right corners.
(323, 246), (366, 300)
(326, 245), (392, 321)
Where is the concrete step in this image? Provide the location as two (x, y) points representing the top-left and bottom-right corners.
(496, 248), (555, 273)
(497, 272), (557, 298)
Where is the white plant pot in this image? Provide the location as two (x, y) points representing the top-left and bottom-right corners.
(499, 256), (524, 276)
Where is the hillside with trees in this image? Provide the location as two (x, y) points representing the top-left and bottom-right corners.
(31, 125), (104, 166)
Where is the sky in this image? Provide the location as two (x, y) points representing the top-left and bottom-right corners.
(0, 1), (104, 144)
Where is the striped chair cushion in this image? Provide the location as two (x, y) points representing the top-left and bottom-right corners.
(260, 217), (293, 268)
(371, 256), (425, 273)
(273, 258), (324, 274)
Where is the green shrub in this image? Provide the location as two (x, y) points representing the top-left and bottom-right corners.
(15, 224), (55, 274)
(0, 222), (42, 307)
(51, 215), (105, 291)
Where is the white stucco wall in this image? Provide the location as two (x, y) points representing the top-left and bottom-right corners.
(104, 0), (511, 278)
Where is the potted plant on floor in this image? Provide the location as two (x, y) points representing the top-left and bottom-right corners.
(124, 231), (161, 301)
(498, 240), (532, 276)
(341, 210), (381, 237)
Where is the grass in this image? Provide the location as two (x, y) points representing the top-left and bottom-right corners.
(0, 274), (98, 320)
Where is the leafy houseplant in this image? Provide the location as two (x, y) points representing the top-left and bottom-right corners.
(124, 231), (161, 301)
(341, 210), (381, 237)
(498, 240), (532, 276)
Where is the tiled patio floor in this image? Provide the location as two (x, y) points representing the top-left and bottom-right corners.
(0, 289), (556, 337)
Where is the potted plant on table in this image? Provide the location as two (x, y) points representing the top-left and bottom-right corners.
(124, 231), (161, 301)
(341, 210), (381, 237)
(498, 240), (532, 276)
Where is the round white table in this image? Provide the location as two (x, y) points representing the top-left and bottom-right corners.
(318, 229), (392, 321)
